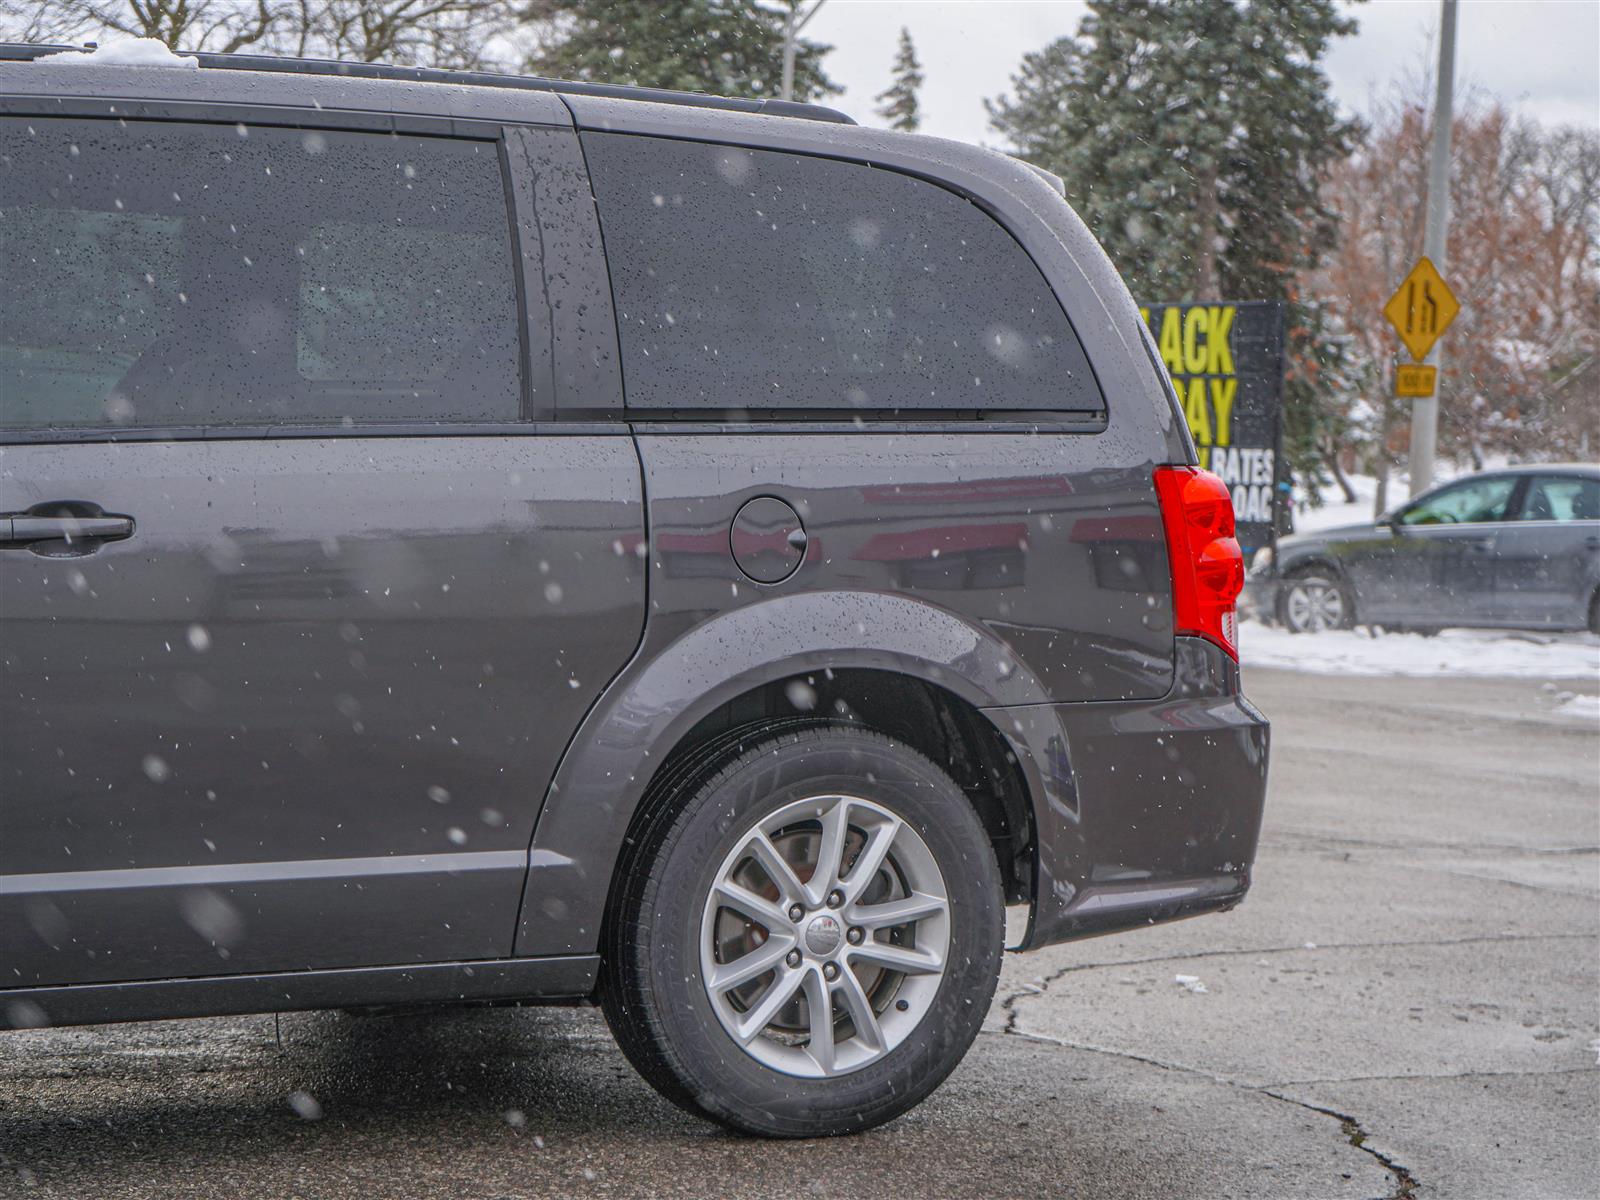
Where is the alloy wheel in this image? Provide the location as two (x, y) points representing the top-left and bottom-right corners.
(698, 793), (950, 1078)
(1284, 578), (1346, 633)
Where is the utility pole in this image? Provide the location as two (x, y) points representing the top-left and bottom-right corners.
(781, 0), (827, 103)
(1409, 0), (1457, 497)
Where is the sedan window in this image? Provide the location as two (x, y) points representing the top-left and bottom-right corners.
(1398, 476), (1517, 526)
(1515, 476), (1600, 522)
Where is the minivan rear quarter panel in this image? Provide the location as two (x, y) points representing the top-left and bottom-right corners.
(631, 433), (1175, 703)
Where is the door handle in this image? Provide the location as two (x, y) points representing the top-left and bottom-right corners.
(0, 505), (135, 554)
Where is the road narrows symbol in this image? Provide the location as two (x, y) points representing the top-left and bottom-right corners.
(1384, 257), (1460, 362)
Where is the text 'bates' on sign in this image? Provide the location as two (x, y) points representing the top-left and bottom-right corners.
(1140, 302), (1285, 550)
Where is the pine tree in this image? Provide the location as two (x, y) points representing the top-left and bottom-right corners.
(529, 0), (838, 103)
(875, 26), (922, 132)
(985, 0), (1360, 483)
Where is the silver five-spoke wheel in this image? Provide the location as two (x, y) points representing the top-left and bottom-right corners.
(700, 793), (950, 1078)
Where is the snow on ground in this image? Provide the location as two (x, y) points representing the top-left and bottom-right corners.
(1292, 472), (1382, 532)
(1240, 620), (1600, 681)
(38, 39), (198, 68)
(1552, 692), (1600, 722)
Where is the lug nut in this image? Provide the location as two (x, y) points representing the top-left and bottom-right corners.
(822, 962), (840, 981)
(847, 926), (864, 945)
(786, 949), (802, 968)
(788, 903), (804, 922)
(826, 890), (844, 908)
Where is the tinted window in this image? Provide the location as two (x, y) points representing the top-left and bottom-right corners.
(584, 133), (1099, 414)
(0, 117), (521, 430)
(1399, 476), (1517, 526)
(1517, 476), (1599, 522)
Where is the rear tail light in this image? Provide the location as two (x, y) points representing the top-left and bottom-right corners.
(1153, 466), (1245, 660)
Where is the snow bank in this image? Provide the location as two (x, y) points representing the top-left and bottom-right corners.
(38, 39), (198, 69)
(1552, 693), (1600, 722)
(1240, 621), (1600, 681)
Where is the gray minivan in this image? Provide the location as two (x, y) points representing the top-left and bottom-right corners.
(0, 46), (1269, 1137)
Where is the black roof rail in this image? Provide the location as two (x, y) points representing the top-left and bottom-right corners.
(0, 42), (856, 125)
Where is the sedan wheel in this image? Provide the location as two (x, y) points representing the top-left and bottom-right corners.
(1280, 574), (1352, 634)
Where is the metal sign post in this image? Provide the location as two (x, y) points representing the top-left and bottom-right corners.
(1406, 0), (1460, 496)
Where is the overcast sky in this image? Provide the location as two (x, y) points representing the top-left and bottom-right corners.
(807, 0), (1600, 145)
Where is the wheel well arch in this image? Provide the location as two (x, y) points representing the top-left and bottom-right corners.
(1277, 556), (1358, 623)
(612, 669), (1036, 911)
(515, 589), (1055, 959)
(1280, 555), (1347, 581)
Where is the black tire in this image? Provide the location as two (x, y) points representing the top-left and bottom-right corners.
(1277, 570), (1355, 634)
(1589, 590), (1599, 636)
(600, 722), (1004, 1138)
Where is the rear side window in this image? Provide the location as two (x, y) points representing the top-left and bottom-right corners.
(1517, 476), (1599, 522)
(583, 133), (1099, 415)
(0, 117), (521, 430)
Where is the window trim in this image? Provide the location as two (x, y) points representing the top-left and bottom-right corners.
(497, 131), (539, 421)
(579, 129), (1108, 423)
(0, 107), (550, 441)
(1507, 473), (1600, 524)
(0, 422), (630, 444)
(0, 94), (521, 139)
(1395, 474), (1525, 528)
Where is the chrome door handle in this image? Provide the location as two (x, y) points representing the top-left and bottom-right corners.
(0, 506), (135, 554)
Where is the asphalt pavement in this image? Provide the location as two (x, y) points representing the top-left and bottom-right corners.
(2, 667), (1597, 1199)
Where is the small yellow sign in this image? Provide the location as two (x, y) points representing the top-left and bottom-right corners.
(1383, 257), (1460, 362)
(1395, 363), (1437, 398)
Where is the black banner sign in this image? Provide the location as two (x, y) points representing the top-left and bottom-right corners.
(1140, 300), (1285, 554)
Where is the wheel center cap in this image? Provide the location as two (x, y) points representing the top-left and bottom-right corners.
(804, 913), (842, 956)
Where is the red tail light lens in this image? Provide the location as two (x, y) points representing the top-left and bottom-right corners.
(1153, 466), (1245, 660)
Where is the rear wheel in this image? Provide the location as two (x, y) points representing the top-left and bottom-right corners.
(1279, 571), (1354, 634)
(600, 723), (1003, 1137)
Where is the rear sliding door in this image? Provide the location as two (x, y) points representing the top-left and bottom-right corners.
(0, 113), (643, 989)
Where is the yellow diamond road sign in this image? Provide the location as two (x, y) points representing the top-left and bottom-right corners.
(1384, 256), (1460, 362)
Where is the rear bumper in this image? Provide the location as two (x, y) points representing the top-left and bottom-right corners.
(990, 637), (1270, 951)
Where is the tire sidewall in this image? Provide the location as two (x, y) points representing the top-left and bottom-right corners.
(1279, 572), (1353, 633)
(637, 731), (1002, 1137)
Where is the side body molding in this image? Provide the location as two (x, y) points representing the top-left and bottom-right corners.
(513, 589), (1053, 956)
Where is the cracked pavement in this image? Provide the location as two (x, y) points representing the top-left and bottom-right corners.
(3, 669), (1597, 1198)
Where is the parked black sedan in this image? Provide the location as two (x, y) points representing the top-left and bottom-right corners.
(1248, 464), (1600, 634)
